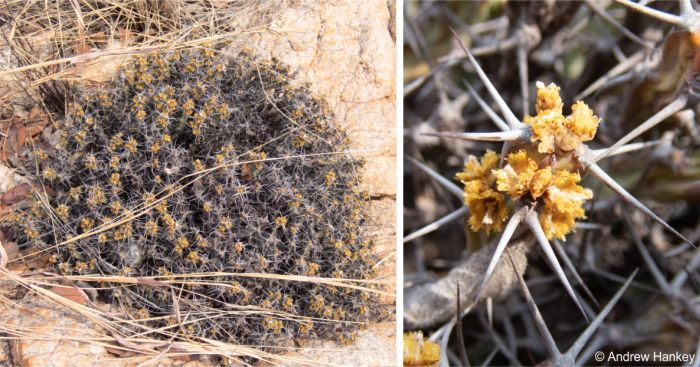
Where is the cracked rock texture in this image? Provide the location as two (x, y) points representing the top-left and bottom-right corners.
(0, 0), (396, 366)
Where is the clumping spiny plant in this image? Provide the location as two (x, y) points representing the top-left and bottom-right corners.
(7, 46), (387, 351)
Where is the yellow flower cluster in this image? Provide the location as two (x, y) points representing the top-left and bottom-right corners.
(493, 150), (592, 240)
(457, 82), (598, 240)
(403, 332), (440, 367)
(525, 82), (600, 153)
(455, 150), (508, 234)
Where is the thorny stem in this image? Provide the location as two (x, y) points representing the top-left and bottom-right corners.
(407, 156), (464, 199)
(525, 211), (589, 322)
(463, 80), (509, 132)
(506, 248), (563, 361)
(423, 128), (529, 142)
(475, 207), (527, 304)
(614, 0), (684, 26)
(403, 206), (469, 243)
(587, 162), (693, 246)
(449, 27), (523, 129)
(564, 269), (639, 361)
(595, 94), (688, 163)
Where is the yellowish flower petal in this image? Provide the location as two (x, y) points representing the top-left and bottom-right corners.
(535, 81), (563, 114)
(539, 170), (593, 240)
(457, 150), (509, 234)
(529, 167), (553, 199)
(493, 150), (538, 198)
(565, 101), (599, 143)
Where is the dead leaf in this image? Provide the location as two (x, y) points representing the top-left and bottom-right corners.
(50, 284), (90, 305)
(0, 164), (28, 192)
(241, 163), (252, 180)
(105, 346), (136, 357)
(0, 107), (47, 161)
(624, 31), (700, 128)
(0, 183), (31, 205)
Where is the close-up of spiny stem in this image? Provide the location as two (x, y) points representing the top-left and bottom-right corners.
(405, 1), (700, 366)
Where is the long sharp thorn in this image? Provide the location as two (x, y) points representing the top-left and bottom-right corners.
(422, 129), (526, 142)
(614, 0), (684, 26)
(576, 51), (645, 100)
(591, 140), (664, 160)
(407, 156), (464, 199)
(506, 248), (562, 361)
(475, 208), (526, 303)
(588, 162), (694, 246)
(486, 297), (493, 327)
(455, 281), (470, 367)
(680, 0), (696, 17)
(404, 206), (469, 243)
(517, 45), (529, 117)
(552, 239), (600, 308)
(626, 217), (673, 291)
(596, 94), (687, 163)
(586, 0), (653, 48)
(448, 27), (523, 129)
(565, 269), (639, 359)
(463, 80), (509, 132)
(526, 211), (590, 322)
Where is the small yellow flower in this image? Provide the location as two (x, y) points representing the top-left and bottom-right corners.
(493, 150), (539, 199)
(145, 220), (159, 236)
(125, 137), (138, 153)
(186, 250), (200, 263)
(43, 168), (57, 181)
(175, 236), (189, 254)
(526, 81), (600, 153)
(84, 155), (98, 170)
(193, 159), (205, 171)
(325, 171), (336, 186)
(55, 204), (70, 220)
(109, 156), (120, 170)
(274, 216), (288, 226)
(69, 186), (82, 201)
(456, 150), (509, 233)
(535, 81), (563, 114)
(110, 200), (122, 214)
(109, 173), (121, 186)
(80, 217), (95, 232)
(538, 170), (593, 240)
(135, 110), (147, 121)
(404, 332), (440, 367)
